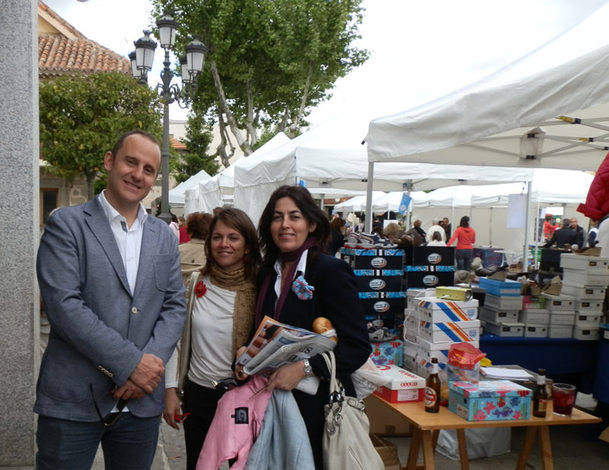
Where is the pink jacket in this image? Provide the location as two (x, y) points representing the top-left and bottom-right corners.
(196, 376), (272, 470)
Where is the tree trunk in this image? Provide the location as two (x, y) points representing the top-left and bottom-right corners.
(209, 59), (253, 155)
(216, 110), (233, 167)
(245, 81), (258, 148)
(289, 63), (313, 136)
(278, 108), (290, 132)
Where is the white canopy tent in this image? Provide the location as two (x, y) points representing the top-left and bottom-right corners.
(233, 115), (532, 225)
(169, 168), (212, 206)
(365, 25), (609, 266)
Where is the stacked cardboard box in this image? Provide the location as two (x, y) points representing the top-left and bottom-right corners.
(341, 247), (407, 363)
(403, 294), (480, 380)
(519, 296), (550, 338)
(478, 277), (524, 337)
(559, 253), (609, 340)
(404, 246), (456, 288)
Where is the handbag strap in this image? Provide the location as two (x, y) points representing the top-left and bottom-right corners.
(322, 351), (340, 395)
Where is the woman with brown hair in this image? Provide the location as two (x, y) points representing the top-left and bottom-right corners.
(178, 212), (213, 285)
(245, 185), (370, 469)
(163, 208), (262, 470)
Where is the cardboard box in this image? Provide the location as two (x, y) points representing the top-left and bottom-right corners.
(561, 283), (606, 300)
(354, 269), (404, 292)
(479, 306), (519, 324)
(417, 297), (479, 323)
(483, 321), (524, 337)
(479, 277), (522, 297)
(374, 364), (425, 403)
(575, 313), (603, 328)
(405, 270), (454, 288)
(448, 380), (531, 421)
(341, 247), (404, 269)
(548, 325), (573, 338)
(370, 340), (404, 366)
(543, 293), (575, 311)
(365, 396), (412, 436)
(483, 294), (523, 310)
(575, 300), (604, 313)
(370, 434), (402, 470)
(362, 297), (405, 319)
(409, 245), (456, 266)
(522, 295), (547, 310)
(524, 324), (548, 338)
(563, 268), (609, 287)
(560, 253), (609, 273)
(436, 286), (473, 301)
(519, 309), (550, 325)
(420, 320), (480, 343)
(358, 291), (407, 300)
(573, 326), (600, 340)
(549, 312), (576, 325)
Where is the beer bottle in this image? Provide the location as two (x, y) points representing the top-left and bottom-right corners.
(533, 368), (548, 418)
(425, 358), (441, 413)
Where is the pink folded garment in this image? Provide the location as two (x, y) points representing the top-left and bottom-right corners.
(196, 375), (272, 470)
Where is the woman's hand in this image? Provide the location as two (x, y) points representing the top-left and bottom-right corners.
(163, 388), (181, 430)
(234, 346), (249, 381)
(266, 361), (307, 392)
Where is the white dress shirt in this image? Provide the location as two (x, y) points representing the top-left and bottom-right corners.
(273, 249), (308, 301)
(97, 190), (147, 411)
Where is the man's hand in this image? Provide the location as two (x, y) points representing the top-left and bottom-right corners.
(129, 353), (164, 393)
(113, 379), (146, 400)
(163, 388), (182, 430)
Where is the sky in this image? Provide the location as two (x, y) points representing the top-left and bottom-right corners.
(44, 0), (609, 127)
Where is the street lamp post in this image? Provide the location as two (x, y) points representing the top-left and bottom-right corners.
(130, 14), (206, 224)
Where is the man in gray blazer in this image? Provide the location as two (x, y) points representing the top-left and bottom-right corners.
(35, 130), (187, 469)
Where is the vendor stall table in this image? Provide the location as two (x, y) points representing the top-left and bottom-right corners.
(594, 325), (609, 404)
(479, 335), (598, 393)
(370, 394), (600, 470)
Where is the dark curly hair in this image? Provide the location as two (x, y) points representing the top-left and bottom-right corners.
(203, 208), (261, 281)
(186, 212), (212, 239)
(258, 185), (330, 267)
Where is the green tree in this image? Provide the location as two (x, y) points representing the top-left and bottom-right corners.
(152, 0), (367, 166)
(173, 113), (219, 183)
(39, 71), (162, 200)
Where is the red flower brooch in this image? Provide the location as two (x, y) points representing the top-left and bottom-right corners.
(195, 281), (207, 298)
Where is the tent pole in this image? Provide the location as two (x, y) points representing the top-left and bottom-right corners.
(320, 194), (325, 211)
(489, 207), (493, 246)
(535, 199), (541, 269)
(451, 201), (455, 228)
(522, 181), (533, 272)
(405, 180), (413, 228)
(365, 162), (374, 233)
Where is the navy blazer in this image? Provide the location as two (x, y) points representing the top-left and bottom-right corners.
(259, 250), (370, 395)
(35, 198), (186, 421)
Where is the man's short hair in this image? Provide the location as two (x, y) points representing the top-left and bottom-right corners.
(111, 129), (160, 156)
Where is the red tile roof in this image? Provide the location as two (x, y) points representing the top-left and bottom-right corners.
(170, 137), (187, 151)
(38, 1), (130, 78)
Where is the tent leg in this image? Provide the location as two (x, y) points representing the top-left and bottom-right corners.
(365, 162), (374, 233)
(320, 194), (325, 211)
(489, 207), (493, 246)
(535, 200), (541, 269)
(522, 181), (533, 272)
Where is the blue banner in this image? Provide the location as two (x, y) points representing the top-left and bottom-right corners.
(398, 192), (411, 215)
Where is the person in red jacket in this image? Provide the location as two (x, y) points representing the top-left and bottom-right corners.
(447, 216), (476, 270)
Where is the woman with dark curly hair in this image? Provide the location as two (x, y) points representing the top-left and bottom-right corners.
(242, 185), (370, 469)
(178, 212), (213, 285)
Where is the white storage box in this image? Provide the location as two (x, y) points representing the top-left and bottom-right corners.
(524, 324), (548, 338)
(561, 283), (606, 300)
(573, 326), (600, 340)
(483, 321), (524, 337)
(560, 253), (609, 273)
(417, 297), (479, 323)
(543, 293), (575, 311)
(575, 313), (603, 328)
(483, 294), (523, 310)
(563, 269), (609, 287)
(519, 309), (550, 324)
(420, 320), (480, 344)
(548, 325), (573, 338)
(550, 312), (576, 325)
(479, 306), (518, 324)
(575, 300), (603, 313)
(416, 337), (479, 365)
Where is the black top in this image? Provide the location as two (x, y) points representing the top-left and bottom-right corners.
(544, 227), (577, 248)
(326, 229), (344, 256)
(574, 225), (585, 249)
(258, 249), (371, 396)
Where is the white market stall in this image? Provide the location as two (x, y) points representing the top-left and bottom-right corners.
(366, 35), (609, 266)
(169, 168), (212, 207)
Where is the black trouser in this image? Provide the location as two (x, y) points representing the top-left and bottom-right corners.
(182, 378), (226, 470)
(456, 249), (473, 271)
(292, 386), (328, 470)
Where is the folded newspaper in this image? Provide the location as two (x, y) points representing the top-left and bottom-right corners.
(236, 316), (336, 375)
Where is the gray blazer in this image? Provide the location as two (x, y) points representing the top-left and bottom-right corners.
(35, 198), (186, 421)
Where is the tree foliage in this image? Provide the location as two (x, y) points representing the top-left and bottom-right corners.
(152, 0), (367, 165)
(173, 114), (219, 184)
(39, 72), (162, 199)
